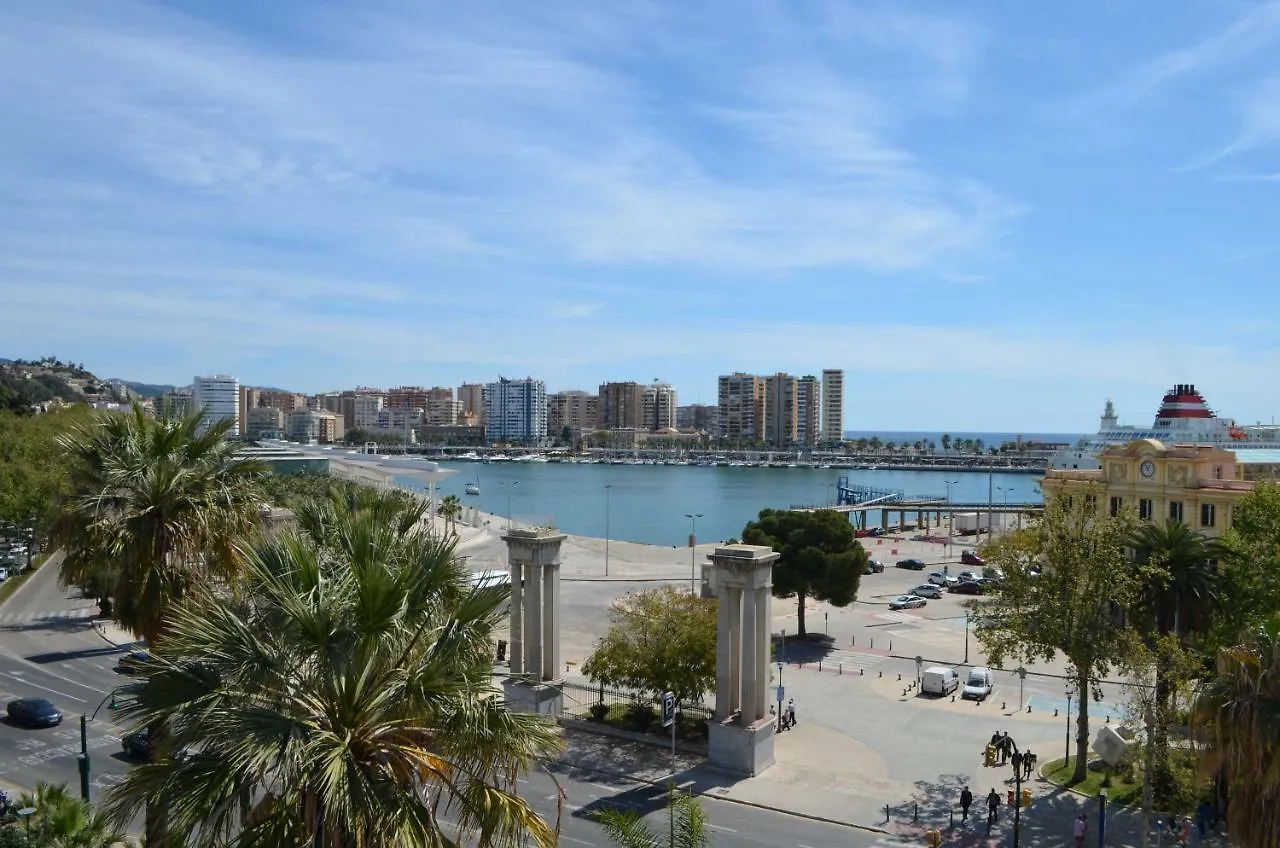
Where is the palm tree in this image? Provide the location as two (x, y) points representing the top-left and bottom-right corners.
(593, 788), (710, 848)
(439, 494), (463, 535)
(104, 491), (563, 848)
(52, 403), (266, 848)
(1193, 616), (1280, 848)
(1129, 521), (1225, 640)
(16, 781), (125, 848)
(941, 434), (951, 453)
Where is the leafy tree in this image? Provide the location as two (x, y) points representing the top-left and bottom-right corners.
(1193, 615), (1280, 848)
(0, 406), (94, 530)
(1217, 483), (1280, 645)
(52, 404), (267, 848)
(1130, 521), (1225, 641)
(974, 488), (1137, 783)
(105, 490), (562, 847)
(593, 787), (710, 848)
(740, 509), (866, 637)
(14, 780), (124, 848)
(582, 587), (717, 707)
(940, 434), (951, 453)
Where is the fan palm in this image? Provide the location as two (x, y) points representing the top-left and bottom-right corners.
(103, 491), (563, 847)
(592, 788), (710, 848)
(52, 403), (267, 646)
(16, 781), (125, 848)
(439, 495), (462, 535)
(1129, 521), (1225, 639)
(1192, 617), (1280, 848)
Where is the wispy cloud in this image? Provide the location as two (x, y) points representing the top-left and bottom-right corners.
(548, 303), (603, 320)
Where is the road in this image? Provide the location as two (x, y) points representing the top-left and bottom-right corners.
(0, 554), (137, 798)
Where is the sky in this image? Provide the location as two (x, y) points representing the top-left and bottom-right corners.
(2, 1), (1280, 432)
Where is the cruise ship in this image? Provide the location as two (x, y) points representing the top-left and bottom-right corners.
(1051, 384), (1280, 470)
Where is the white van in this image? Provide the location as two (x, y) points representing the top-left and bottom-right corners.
(920, 666), (959, 696)
(962, 667), (995, 701)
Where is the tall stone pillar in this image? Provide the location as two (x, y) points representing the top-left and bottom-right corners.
(707, 544), (779, 776)
(501, 528), (567, 715)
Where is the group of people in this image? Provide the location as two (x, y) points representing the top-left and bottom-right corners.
(957, 786), (1003, 826)
(988, 730), (1035, 780)
(771, 697), (797, 730)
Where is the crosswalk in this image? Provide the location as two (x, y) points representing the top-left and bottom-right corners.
(792, 647), (886, 671)
(0, 608), (97, 626)
(874, 611), (925, 625)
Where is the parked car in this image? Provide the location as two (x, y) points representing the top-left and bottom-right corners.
(921, 666), (959, 696)
(7, 698), (62, 728)
(114, 650), (152, 675)
(911, 584), (943, 599)
(864, 560), (885, 574)
(895, 559), (926, 571)
(957, 570), (982, 583)
(961, 550), (985, 566)
(948, 580), (985, 595)
(889, 595), (927, 610)
(868, 527), (886, 537)
(122, 728), (191, 763)
(975, 577), (1001, 591)
(962, 667), (995, 701)
(928, 571), (960, 587)
(983, 566), (1006, 580)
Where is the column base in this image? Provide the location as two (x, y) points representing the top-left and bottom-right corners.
(707, 716), (775, 776)
(502, 679), (564, 716)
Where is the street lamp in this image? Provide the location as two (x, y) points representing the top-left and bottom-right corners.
(684, 513), (703, 595)
(776, 661), (785, 731)
(964, 610), (973, 664)
(996, 486), (1011, 538)
(605, 484), (613, 577)
(501, 481), (520, 530)
(1065, 681), (1076, 765)
(944, 479), (958, 559)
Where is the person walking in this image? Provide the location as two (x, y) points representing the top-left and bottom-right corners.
(1196, 800), (1212, 839)
(986, 788), (1000, 825)
(1179, 816), (1192, 848)
(959, 787), (973, 822)
(1023, 749), (1035, 780)
(786, 698), (796, 728)
(1011, 750), (1023, 779)
(1074, 813), (1087, 848)
(999, 731), (1011, 765)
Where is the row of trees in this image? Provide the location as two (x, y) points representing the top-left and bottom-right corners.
(974, 485), (1280, 844)
(47, 404), (565, 848)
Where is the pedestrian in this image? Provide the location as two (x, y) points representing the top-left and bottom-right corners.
(1196, 800), (1211, 839)
(1074, 813), (1087, 848)
(1179, 816), (1191, 848)
(986, 788), (1000, 824)
(1011, 750), (1023, 777)
(787, 698), (796, 728)
(959, 786), (973, 822)
(989, 731), (1001, 747)
(1023, 750), (1035, 780)
(999, 732), (1011, 765)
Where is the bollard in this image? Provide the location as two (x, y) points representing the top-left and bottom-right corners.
(852, 635), (856, 646)
(1002, 702), (1007, 710)
(871, 637), (875, 649)
(839, 663), (843, 675)
(1054, 708), (1059, 717)
(898, 673), (902, 681)
(950, 808), (954, 829)
(885, 804), (891, 822)
(951, 694), (956, 702)
(879, 670), (882, 677)
(914, 802), (919, 822)
(890, 640), (893, 652)
(860, 668), (864, 676)
(1106, 715), (1110, 722)
(1027, 705), (1031, 714)
(818, 661), (823, 672)
(903, 688), (908, 696)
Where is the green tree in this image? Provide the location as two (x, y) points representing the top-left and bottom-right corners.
(15, 781), (124, 848)
(439, 494), (462, 535)
(52, 404), (266, 848)
(974, 488), (1138, 783)
(582, 586), (717, 708)
(0, 406), (94, 530)
(868, 437), (882, 453)
(593, 787), (710, 848)
(1193, 615), (1280, 848)
(1217, 483), (1280, 645)
(740, 509), (866, 637)
(1130, 521), (1225, 641)
(104, 490), (562, 848)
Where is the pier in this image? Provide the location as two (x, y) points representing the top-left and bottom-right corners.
(790, 477), (1043, 531)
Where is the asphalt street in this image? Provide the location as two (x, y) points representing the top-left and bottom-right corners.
(0, 555), (138, 798)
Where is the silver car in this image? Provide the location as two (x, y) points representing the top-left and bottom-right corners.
(911, 583), (942, 599)
(889, 595), (927, 610)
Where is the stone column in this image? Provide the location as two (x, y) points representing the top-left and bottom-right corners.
(501, 528), (567, 715)
(707, 544), (780, 777)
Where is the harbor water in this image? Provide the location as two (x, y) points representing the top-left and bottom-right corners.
(401, 463), (1046, 547)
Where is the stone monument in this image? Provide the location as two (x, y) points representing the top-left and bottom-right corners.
(707, 544), (779, 776)
(502, 527), (567, 715)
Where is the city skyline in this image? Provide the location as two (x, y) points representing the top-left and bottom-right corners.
(4, 2), (1280, 431)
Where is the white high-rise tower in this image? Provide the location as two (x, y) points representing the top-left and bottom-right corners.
(193, 374), (240, 436)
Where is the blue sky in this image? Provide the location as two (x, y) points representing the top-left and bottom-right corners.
(2, 1), (1279, 432)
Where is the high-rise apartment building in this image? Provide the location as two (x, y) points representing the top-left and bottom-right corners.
(677, 404), (718, 433)
(717, 373), (767, 443)
(642, 382), (679, 431)
(485, 377), (547, 443)
(353, 395), (384, 429)
(423, 387), (461, 426)
(598, 382), (646, 430)
(547, 391), (599, 438)
(387, 386), (431, 410)
(763, 373), (798, 447)
(258, 391), (307, 413)
(822, 369), (845, 444)
(238, 386), (260, 435)
(796, 375), (820, 448)
(193, 374), (240, 436)
(157, 390), (193, 420)
(377, 407), (423, 437)
(246, 407), (285, 439)
(458, 383), (486, 426)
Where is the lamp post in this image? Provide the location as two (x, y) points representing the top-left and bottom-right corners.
(996, 486), (1011, 538)
(684, 512), (703, 595)
(776, 661), (785, 731)
(605, 484), (613, 577)
(501, 481), (519, 530)
(944, 479), (958, 559)
(1065, 681), (1076, 765)
(964, 610), (973, 665)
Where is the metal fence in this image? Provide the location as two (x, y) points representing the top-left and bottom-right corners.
(559, 680), (713, 743)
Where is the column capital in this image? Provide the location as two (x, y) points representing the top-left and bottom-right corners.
(502, 528), (568, 566)
(709, 545), (778, 591)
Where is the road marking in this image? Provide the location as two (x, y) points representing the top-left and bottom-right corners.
(0, 609), (97, 625)
(560, 836), (595, 846)
(706, 823), (738, 833)
(590, 782), (614, 791)
(798, 843), (816, 848)
(0, 670), (87, 703)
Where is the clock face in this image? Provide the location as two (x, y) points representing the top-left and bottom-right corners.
(1140, 461), (1156, 479)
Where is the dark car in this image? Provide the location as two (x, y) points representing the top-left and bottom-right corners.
(7, 698), (62, 728)
(948, 580), (985, 595)
(864, 560), (885, 574)
(895, 558), (927, 570)
(961, 550), (985, 566)
(114, 650), (152, 675)
(122, 728), (190, 763)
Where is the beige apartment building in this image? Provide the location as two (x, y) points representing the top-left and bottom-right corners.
(599, 381), (646, 430)
(547, 391), (599, 438)
(643, 382), (679, 431)
(457, 383), (485, 426)
(423, 387), (461, 426)
(763, 373), (798, 447)
(353, 395), (384, 429)
(387, 386), (431, 410)
(717, 373), (767, 443)
(1041, 439), (1253, 538)
(796, 375), (820, 448)
(822, 369), (844, 444)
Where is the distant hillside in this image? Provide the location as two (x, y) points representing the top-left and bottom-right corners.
(109, 379), (177, 398)
(0, 357), (127, 414)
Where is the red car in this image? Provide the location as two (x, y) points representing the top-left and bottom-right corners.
(948, 580), (985, 595)
(961, 550), (985, 567)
